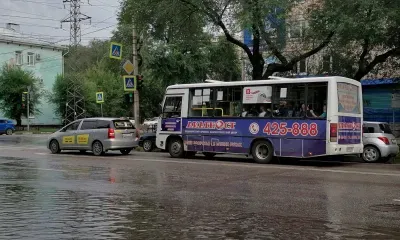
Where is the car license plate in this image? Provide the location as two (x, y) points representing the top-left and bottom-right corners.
(392, 139), (397, 144)
(123, 133), (133, 138)
(346, 147), (354, 152)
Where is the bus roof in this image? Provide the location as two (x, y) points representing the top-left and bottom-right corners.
(167, 76), (359, 90)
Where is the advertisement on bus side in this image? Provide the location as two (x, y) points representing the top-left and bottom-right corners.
(337, 116), (362, 144)
(181, 118), (328, 157)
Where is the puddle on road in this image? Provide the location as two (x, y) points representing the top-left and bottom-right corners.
(0, 157), (399, 239)
(0, 183), (399, 240)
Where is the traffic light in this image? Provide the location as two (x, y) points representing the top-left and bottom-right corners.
(129, 92), (133, 102)
(136, 75), (143, 90)
(125, 93), (133, 103)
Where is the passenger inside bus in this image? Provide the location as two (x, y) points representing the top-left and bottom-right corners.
(319, 105), (327, 118)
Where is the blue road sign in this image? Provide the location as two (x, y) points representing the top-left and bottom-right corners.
(123, 75), (136, 91)
(110, 42), (122, 60)
(96, 92), (104, 103)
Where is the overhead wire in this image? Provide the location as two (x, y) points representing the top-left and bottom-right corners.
(9, 0), (67, 10)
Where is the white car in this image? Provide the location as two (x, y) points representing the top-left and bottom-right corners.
(143, 117), (158, 127)
(362, 121), (399, 163)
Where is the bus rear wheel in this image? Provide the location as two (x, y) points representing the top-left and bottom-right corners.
(251, 140), (274, 164)
(168, 138), (185, 158)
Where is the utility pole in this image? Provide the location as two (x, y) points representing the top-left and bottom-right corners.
(61, 0), (91, 46)
(132, 20), (140, 128)
(27, 86), (31, 132)
(61, 0), (91, 124)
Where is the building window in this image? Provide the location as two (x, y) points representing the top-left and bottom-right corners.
(27, 53), (35, 66)
(15, 51), (22, 65)
(288, 20), (307, 39)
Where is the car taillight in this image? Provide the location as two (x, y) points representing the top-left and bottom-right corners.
(330, 123), (337, 142)
(378, 136), (390, 145)
(108, 128), (115, 139)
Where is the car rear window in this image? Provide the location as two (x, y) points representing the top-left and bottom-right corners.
(379, 124), (392, 134)
(113, 120), (135, 129)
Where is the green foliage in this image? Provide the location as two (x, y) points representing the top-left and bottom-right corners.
(0, 65), (43, 125)
(310, 0), (400, 80)
(83, 60), (129, 118)
(50, 60), (131, 120)
(49, 74), (69, 119)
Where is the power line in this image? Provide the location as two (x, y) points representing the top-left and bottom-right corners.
(10, 0), (67, 9)
(81, 23), (117, 36)
(0, 7), (64, 19)
(0, 20), (64, 29)
(0, 14), (62, 21)
(90, 0), (119, 8)
(81, 15), (114, 31)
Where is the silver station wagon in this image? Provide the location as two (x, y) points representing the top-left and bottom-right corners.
(47, 118), (138, 156)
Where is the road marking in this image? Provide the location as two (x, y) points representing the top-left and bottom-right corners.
(393, 199), (400, 202)
(34, 152), (400, 177)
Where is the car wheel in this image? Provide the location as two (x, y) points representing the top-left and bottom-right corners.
(120, 148), (132, 155)
(49, 140), (61, 154)
(168, 138), (184, 158)
(92, 141), (104, 156)
(6, 129), (13, 135)
(203, 152), (216, 159)
(362, 146), (380, 163)
(251, 140), (274, 164)
(143, 140), (153, 152)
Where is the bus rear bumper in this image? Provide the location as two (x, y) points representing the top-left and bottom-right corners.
(327, 144), (363, 155)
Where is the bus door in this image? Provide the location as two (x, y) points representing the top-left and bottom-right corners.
(158, 94), (183, 139)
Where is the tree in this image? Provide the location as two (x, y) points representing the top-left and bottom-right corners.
(310, 0), (400, 81)
(49, 74), (69, 120)
(83, 60), (130, 118)
(50, 61), (131, 120)
(119, 0), (333, 80)
(0, 65), (43, 126)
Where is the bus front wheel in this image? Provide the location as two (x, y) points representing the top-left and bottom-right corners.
(168, 138), (185, 158)
(251, 140), (274, 164)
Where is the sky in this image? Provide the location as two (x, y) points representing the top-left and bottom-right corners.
(0, 0), (120, 46)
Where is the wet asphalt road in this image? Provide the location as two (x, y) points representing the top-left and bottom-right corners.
(0, 135), (400, 239)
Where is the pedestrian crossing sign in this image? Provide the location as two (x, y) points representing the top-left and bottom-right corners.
(123, 75), (136, 92)
(109, 42), (122, 60)
(96, 92), (104, 103)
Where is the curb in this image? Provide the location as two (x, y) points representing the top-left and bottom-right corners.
(14, 132), (53, 135)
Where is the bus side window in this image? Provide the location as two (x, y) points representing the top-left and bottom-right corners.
(307, 82), (328, 118)
(188, 88), (214, 117)
(215, 87), (242, 117)
(272, 84), (305, 118)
